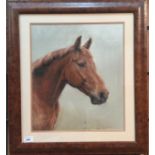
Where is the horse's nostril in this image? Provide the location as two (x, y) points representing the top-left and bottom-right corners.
(99, 92), (106, 99)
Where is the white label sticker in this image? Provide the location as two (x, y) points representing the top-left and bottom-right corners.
(24, 136), (33, 143)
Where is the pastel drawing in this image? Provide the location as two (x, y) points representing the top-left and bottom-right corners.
(32, 36), (109, 130)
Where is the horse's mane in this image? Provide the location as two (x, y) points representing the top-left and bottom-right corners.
(32, 47), (70, 76)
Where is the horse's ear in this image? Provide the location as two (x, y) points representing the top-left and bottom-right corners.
(73, 36), (82, 51)
(83, 38), (92, 49)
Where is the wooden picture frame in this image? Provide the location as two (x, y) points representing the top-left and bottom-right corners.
(7, 0), (148, 155)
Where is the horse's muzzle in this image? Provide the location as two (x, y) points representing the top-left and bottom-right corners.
(90, 92), (108, 105)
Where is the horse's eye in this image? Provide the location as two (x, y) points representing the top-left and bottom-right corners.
(77, 62), (86, 68)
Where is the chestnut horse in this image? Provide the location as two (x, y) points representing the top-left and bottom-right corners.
(32, 36), (109, 130)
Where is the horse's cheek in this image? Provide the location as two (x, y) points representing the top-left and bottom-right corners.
(72, 73), (81, 85)
(65, 67), (81, 86)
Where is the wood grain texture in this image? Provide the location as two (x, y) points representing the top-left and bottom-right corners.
(7, 0), (148, 155)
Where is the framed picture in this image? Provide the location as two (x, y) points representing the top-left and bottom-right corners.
(7, 0), (148, 155)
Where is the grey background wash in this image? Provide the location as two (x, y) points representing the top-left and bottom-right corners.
(31, 24), (124, 130)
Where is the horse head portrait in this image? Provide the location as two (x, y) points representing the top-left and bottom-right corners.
(32, 36), (109, 130)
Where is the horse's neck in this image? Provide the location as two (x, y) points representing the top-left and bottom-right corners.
(33, 59), (66, 106)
